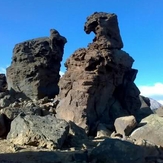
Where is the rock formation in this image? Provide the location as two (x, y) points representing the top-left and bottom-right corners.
(0, 12), (163, 163)
(6, 29), (67, 100)
(56, 12), (141, 134)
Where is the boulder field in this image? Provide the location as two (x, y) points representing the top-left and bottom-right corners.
(0, 12), (163, 163)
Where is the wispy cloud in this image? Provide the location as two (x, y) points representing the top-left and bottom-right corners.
(0, 67), (6, 74)
(138, 82), (163, 96)
(138, 82), (163, 104)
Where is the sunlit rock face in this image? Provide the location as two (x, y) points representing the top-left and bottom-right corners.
(56, 12), (141, 134)
(6, 29), (67, 100)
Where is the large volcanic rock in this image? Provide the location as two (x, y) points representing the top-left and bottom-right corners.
(56, 12), (141, 134)
(6, 29), (67, 100)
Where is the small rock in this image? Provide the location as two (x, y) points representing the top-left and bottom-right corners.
(114, 115), (137, 136)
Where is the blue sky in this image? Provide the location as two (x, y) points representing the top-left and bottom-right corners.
(0, 0), (163, 103)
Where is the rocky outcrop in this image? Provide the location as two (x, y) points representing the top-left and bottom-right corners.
(56, 12), (141, 134)
(6, 29), (67, 100)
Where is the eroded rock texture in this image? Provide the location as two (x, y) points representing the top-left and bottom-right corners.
(7, 114), (69, 149)
(56, 12), (141, 134)
(6, 29), (67, 100)
(84, 12), (123, 49)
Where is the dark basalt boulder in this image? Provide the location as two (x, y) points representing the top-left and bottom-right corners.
(6, 29), (67, 100)
(7, 114), (69, 149)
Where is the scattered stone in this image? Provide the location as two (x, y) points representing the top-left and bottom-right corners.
(7, 114), (69, 149)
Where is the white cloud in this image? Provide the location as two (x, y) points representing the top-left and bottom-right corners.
(59, 71), (65, 77)
(138, 82), (163, 104)
(0, 67), (6, 74)
(138, 82), (163, 96)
